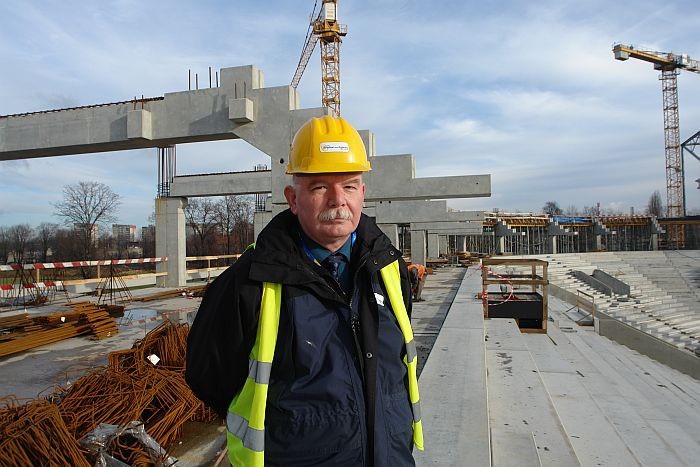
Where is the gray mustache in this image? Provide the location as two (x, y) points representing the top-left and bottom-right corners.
(318, 207), (353, 222)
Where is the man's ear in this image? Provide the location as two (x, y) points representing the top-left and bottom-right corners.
(284, 185), (298, 214)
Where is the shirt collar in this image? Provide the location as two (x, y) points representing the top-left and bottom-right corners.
(299, 229), (353, 264)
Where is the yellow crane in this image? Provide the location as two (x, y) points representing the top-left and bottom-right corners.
(291, 0), (347, 117)
(613, 44), (700, 219)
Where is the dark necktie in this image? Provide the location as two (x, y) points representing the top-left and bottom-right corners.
(323, 253), (343, 282)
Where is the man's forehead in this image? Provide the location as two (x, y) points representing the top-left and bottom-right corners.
(295, 172), (364, 185)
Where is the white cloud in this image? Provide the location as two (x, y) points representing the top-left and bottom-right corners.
(1, 0), (699, 230)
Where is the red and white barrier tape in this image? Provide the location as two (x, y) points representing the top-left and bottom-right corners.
(0, 257), (167, 272)
(0, 281), (64, 292)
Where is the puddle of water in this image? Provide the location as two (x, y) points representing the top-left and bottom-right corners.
(123, 308), (159, 321)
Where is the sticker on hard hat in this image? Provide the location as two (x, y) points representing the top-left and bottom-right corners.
(320, 142), (350, 153)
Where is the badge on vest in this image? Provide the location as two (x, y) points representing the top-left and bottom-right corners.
(374, 293), (385, 307)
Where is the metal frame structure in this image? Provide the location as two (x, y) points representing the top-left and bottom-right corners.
(291, 0), (347, 116)
(613, 43), (700, 247)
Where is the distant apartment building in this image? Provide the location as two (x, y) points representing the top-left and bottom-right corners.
(141, 225), (155, 240)
(112, 224), (137, 243)
(74, 223), (99, 246)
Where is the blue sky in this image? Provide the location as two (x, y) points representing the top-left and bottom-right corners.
(1, 0), (699, 229)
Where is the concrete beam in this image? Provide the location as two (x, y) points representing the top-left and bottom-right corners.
(364, 155), (490, 201)
(374, 200), (483, 223)
(411, 221), (483, 233)
(171, 170), (272, 197)
(0, 65), (271, 160)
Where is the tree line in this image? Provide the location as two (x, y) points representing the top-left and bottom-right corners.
(541, 191), (668, 217)
(0, 181), (256, 265)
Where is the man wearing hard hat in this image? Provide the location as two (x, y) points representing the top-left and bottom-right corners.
(186, 116), (423, 466)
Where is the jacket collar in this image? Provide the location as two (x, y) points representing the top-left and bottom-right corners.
(248, 209), (401, 285)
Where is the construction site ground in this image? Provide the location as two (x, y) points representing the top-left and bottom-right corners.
(3, 263), (699, 465)
(0, 268), (464, 465)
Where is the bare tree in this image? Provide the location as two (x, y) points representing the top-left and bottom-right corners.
(0, 227), (9, 264)
(51, 228), (83, 261)
(214, 195), (255, 255)
(232, 196), (254, 251)
(564, 205), (579, 216)
(8, 224), (33, 264)
(185, 198), (220, 256)
(646, 190), (664, 217)
(542, 201), (563, 216)
(35, 222), (59, 262)
(53, 181), (121, 259)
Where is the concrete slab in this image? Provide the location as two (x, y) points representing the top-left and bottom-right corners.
(486, 320), (579, 467)
(414, 269), (490, 467)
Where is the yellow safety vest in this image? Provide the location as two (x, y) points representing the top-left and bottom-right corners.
(226, 259), (424, 466)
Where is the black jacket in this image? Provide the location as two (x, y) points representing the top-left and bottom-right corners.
(186, 209), (414, 466)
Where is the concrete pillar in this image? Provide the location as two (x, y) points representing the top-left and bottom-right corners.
(438, 235), (448, 256)
(651, 233), (659, 251)
(156, 197), (188, 287)
(411, 229), (426, 265)
(254, 211), (274, 240)
(595, 234), (603, 251)
(427, 233), (439, 258)
(458, 235), (467, 252)
(378, 223), (399, 247)
(495, 235), (505, 255)
(548, 235), (558, 255)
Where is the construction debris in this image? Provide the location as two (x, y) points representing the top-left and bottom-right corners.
(0, 321), (217, 465)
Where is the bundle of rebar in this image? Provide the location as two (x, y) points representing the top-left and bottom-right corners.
(0, 397), (90, 466)
(0, 321), (217, 464)
(0, 302), (118, 357)
(132, 284), (208, 302)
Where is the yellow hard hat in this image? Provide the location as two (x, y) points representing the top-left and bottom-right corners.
(286, 116), (371, 174)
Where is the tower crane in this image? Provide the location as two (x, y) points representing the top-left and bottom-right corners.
(613, 44), (700, 222)
(291, 0), (347, 117)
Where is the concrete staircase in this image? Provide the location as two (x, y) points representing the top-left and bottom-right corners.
(415, 268), (700, 466)
(512, 252), (700, 354)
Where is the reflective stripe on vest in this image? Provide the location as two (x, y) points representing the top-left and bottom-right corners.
(226, 282), (281, 467)
(226, 259), (424, 465)
(379, 259), (425, 451)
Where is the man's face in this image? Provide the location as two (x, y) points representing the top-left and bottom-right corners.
(284, 172), (366, 252)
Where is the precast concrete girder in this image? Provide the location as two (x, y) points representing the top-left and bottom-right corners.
(170, 170), (272, 197)
(373, 200), (484, 223)
(364, 155), (489, 201)
(410, 221), (482, 234)
(0, 65), (274, 160)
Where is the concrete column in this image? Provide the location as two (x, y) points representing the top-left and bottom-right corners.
(427, 233), (439, 258)
(378, 223), (399, 247)
(548, 235), (558, 255)
(595, 234), (603, 251)
(495, 235), (505, 255)
(410, 229), (426, 265)
(438, 235), (448, 256)
(254, 211), (274, 240)
(155, 197), (188, 287)
(651, 233), (659, 250)
(458, 235), (467, 252)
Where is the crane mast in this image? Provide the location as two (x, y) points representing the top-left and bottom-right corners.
(291, 0), (347, 117)
(613, 43), (700, 247)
